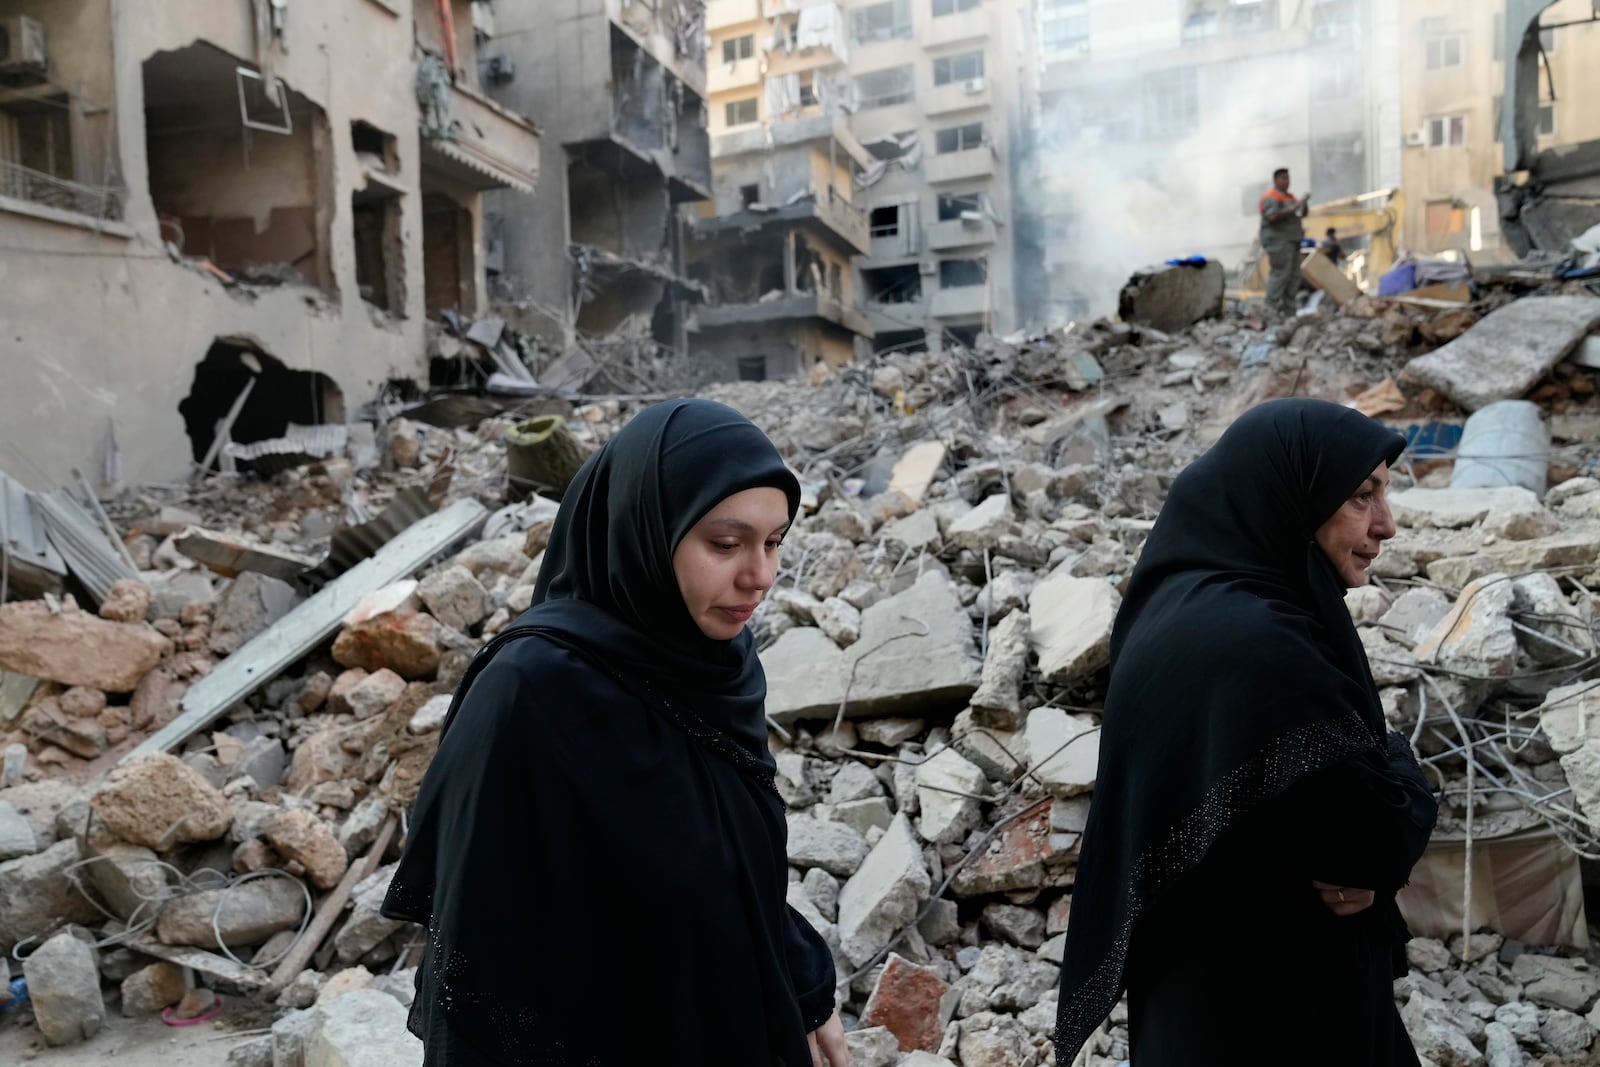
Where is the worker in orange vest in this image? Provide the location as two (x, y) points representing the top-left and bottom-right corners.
(1260, 167), (1310, 315)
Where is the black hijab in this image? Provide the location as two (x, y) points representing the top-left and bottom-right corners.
(526, 396), (801, 762)
(383, 399), (829, 1067)
(1054, 399), (1406, 1059)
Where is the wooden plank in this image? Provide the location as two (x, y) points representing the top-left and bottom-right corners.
(121, 498), (488, 764)
(262, 815), (397, 997)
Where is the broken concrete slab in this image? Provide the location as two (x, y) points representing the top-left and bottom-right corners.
(120, 961), (186, 1016)
(946, 495), (1016, 552)
(210, 572), (301, 656)
(1389, 487), (1545, 530)
(762, 571), (980, 724)
(969, 611), (1031, 731)
(1414, 574), (1518, 678)
(1028, 570), (1119, 684)
(787, 814), (871, 877)
(0, 598), (168, 692)
(915, 747), (989, 845)
(23, 930), (104, 1046)
(1379, 587), (1456, 648)
(416, 565), (489, 632)
(879, 509), (943, 556)
(263, 808), (349, 890)
(1425, 528), (1600, 590)
(1118, 260), (1225, 334)
(0, 798), (37, 861)
(123, 498), (487, 764)
(889, 442), (948, 503)
(1404, 295), (1600, 411)
(1512, 572), (1593, 666)
(156, 875), (307, 948)
(175, 527), (317, 583)
(305, 987), (424, 1067)
(0, 839), (102, 952)
(1025, 708), (1100, 799)
(838, 813), (932, 967)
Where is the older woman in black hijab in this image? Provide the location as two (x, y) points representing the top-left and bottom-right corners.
(1054, 399), (1438, 1066)
(383, 399), (848, 1067)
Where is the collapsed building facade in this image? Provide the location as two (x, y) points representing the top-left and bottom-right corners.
(482, 0), (711, 381)
(702, 0), (1032, 361)
(0, 0), (540, 488)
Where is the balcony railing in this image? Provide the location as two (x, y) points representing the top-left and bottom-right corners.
(925, 77), (992, 116)
(0, 161), (123, 221)
(926, 146), (995, 184)
(926, 216), (996, 251)
(419, 59), (540, 193)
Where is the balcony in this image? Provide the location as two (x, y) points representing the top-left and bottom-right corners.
(925, 78), (992, 117)
(693, 187), (870, 254)
(926, 146), (995, 184)
(926, 216), (996, 251)
(921, 7), (990, 49)
(694, 291), (873, 336)
(707, 0), (761, 30)
(420, 82), (539, 194)
(931, 284), (989, 318)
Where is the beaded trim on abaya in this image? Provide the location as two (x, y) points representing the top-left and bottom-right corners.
(1053, 712), (1380, 1060)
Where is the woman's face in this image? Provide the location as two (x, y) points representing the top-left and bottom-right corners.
(1313, 461), (1397, 588)
(673, 487), (791, 641)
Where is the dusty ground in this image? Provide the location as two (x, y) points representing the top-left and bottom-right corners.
(0, 997), (270, 1064)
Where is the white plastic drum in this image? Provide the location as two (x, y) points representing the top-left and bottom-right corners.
(1449, 399), (1549, 498)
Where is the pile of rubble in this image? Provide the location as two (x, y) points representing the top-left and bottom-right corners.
(1, 269), (1599, 1067)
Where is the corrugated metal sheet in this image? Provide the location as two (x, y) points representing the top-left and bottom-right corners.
(0, 473), (65, 579)
(33, 489), (138, 605)
(301, 486), (436, 590)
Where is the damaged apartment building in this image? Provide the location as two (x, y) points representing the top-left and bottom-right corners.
(702, 0), (1031, 366)
(0, 0), (540, 487)
(481, 0), (712, 385)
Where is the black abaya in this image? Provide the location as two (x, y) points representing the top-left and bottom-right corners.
(383, 400), (835, 1065)
(1054, 399), (1439, 1066)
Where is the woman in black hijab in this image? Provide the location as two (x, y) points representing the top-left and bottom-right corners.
(383, 399), (847, 1066)
(1054, 398), (1438, 1066)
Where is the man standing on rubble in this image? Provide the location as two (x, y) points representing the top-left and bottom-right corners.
(1260, 167), (1310, 315)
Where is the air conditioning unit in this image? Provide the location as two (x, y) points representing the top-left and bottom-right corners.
(965, 77), (986, 94)
(0, 16), (48, 81)
(484, 55), (515, 84)
(1405, 129), (1427, 147)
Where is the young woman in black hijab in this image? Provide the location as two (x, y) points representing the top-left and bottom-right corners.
(1054, 398), (1438, 1066)
(383, 399), (848, 1067)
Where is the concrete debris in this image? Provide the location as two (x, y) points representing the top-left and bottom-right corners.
(0, 263), (1597, 1060)
(120, 961), (187, 1016)
(1028, 571), (1119, 684)
(155, 875), (306, 948)
(1118, 259), (1225, 334)
(90, 753), (232, 850)
(1404, 295), (1600, 411)
(23, 930), (105, 1046)
(0, 598), (169, 692)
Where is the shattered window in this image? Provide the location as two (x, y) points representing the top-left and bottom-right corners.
(937, 192), (983, 221)
(869, 205), (902, 237)
(933, 51), (985, 86)
(939, 257), (987, 288)
(856, 65), (915, 109)
(934, 123), (984, 153)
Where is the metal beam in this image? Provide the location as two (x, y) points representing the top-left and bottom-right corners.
(121, 498), (488, 764)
